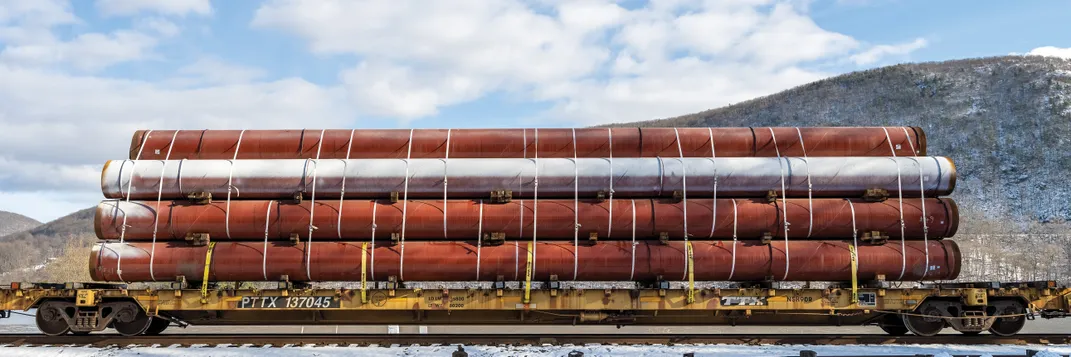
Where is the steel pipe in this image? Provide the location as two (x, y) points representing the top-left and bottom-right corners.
(128, 127), (927, 160)
(101, 157), (956, 200)
(96, 198), (958, 241)
(89, 240), (960, 282)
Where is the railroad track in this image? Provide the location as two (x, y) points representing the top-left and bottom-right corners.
(1, 333), (1070, 347)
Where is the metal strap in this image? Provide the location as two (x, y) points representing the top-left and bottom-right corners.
(149, 131), (179, 282)
(516, 200), (524, 281)
(847, 199), (859, 303)
(361, 242), (368, 303)
(514, 239), (520, 281)
(523, 241), (534, 304)
(707, 128), (717, 239)
(728, 199), (738, 280)
(882, 127), (907, 280)
(304, 130), (326, 281)
(337, 129), (356, 239)
(902, 127), (930, 280)
(607, 128), (614, 238)
(370, 202), (378, 281)
(399, 129), (414, 281)
(532, 129), (539, 276)
(686, 241), (695, 304)
(177, 158), (186, 196)
(519, 129), (526, 280)
(443, 129), (451, 239)
(629, 199), (637, 281)
(768, 128), (790, 280)
(849, 243), (859, 304)
(200, 241), (217, 304)
(572, 128), (579, 281)
(795, 127), (814, 238)
(224, 130), (246, 239)
(262, 200), (274, 280)
(674, 128), (690, 281)
(117, 129), (155, 283)
(476, 200), (484, 280)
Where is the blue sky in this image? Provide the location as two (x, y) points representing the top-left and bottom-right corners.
(0, 0), (1069, 222)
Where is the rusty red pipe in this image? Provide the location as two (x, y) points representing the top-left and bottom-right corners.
(129, 127), (927, 160)
(89, 240), (960, 282)
(96, 198), (958, 241)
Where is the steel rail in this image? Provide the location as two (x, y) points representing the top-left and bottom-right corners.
(1, 333), (1069, 347)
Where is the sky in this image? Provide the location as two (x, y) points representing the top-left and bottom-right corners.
(0, 0), (1069, 223)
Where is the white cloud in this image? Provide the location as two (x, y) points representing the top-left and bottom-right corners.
(134, 17), (181, 37)
(0, 30), (157, 70)
(0, 64), (357, 208)
(0, 0), (938, 219)
(849, 38), (928, 66)
(340, 61), (489, 119)
(0, 0), (79, 45)
(96, 0), (211, 17)
(253, 0), (895, 125)
(1025, 46), (1071, 59)
(174, 57), (267, 85)
(254, 0), (620, 118)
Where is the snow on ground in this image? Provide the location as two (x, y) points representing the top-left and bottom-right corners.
(0, 344), (1070, 357)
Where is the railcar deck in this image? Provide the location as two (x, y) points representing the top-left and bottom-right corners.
(2, 280), (1068, 337)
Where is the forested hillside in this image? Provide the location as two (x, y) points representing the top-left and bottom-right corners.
(611, 55), (1071, 282)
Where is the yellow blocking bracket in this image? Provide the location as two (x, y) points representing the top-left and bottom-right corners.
(523, 242), (533, 304)
(361, 242), (368, 304)
(849, 243), (858, 304)
(686, 241), (695, 304)
(200, 242), (217, 304)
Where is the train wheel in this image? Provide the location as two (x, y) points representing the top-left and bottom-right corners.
(112, 303), (152, 336)
(879, 314), (909, 336)
(35, 301), (71, 336)
(988, 300), (1026, 337)
(143, 317), (170, 336)
(902, 301), (946, 337)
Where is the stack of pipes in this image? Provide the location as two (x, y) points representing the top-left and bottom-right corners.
(90, 127), (960, 283)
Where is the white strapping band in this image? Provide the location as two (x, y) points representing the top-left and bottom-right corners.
(571, 128), (580, 281)
(443, 129), (452, 239)
(847, 199), (859, 276)
(337, 129), (356, 239)
(476, 200), (484, 280)
(532, 129), (540, 276)
(398, 129), (414, 281)
(224, 130), (247, 240)
(370, 202), (378, 281)
(304, 129), (326, 281)
(262, 200), (274, 280)
(902, 127), (930, 279)
(728, 199), (738, 280)
(674, 128), (690, 281)
(794, 127), (814, 238)
(148, 130), (179, 282)
(116, 129), (155, 283)
(629, 199), (637, 281)
(882, 127), (908, 280)
(607, 128), (614, 238)
(707, 128), (718, 239)
(768, 128), (791, 280)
